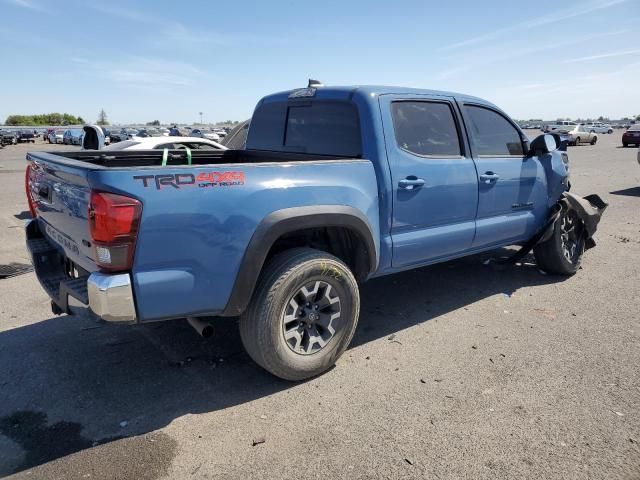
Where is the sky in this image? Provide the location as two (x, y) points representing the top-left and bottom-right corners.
(0, 0), (639, 124)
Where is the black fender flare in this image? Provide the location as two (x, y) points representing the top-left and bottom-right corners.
(221, 205), (378, 316)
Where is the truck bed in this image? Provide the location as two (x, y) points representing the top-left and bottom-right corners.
(28, 149), (354, 169)
(26, 148), (379, 322)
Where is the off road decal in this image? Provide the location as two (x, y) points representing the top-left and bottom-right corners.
(133, 172), (245, 190)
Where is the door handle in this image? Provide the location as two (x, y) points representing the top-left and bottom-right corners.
(479, 172), (500, 183)
(398, 177), (425, 190)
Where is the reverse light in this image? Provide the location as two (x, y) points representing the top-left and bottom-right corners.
(89, 191), (142, 271)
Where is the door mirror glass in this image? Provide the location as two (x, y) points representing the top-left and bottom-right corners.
(529, 133), (558, 156)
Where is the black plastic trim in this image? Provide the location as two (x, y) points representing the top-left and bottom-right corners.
(221, 205), (377, 316)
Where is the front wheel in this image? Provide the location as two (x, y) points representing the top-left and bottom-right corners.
(240, 248), (360, 381)
(575, 136), (581, 146)
(534, 208), (585, 276)
(591, 136), (597, 145)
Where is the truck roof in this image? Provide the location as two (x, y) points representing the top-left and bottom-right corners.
(259, 85), (496, 108)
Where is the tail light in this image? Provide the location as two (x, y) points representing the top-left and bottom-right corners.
(25, 164), (36, 217)
(89, 191), (142, 271)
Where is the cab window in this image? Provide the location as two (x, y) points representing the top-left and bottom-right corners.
(391, 101), (461, 157)
(464, 105), (524, 156)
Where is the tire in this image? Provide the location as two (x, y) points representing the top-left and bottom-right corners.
(590, 136), (597, 145)
(534, 207), (585, 276)
(608, 129), (613, 134)
(575, 137), (581, 146)
(240, 248), (360, 381)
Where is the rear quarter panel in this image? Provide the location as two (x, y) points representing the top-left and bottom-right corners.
(89, 160), (379, 321)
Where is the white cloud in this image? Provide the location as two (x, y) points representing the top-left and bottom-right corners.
(440, 0), (630, 51)
(6, 0), (47, 12)
(562, 48), (640, 63)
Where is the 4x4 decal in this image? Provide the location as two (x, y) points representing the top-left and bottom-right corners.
(133, 171), (245, 190)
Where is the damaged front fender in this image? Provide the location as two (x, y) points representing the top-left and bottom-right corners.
(561, 192), (608, 249)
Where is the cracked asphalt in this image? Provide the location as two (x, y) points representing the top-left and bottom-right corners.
(0, 134), (638, 479)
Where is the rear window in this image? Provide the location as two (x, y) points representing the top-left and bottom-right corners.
(247, 100), (361, 157)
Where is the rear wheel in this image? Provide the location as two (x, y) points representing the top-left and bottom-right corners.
(575, 136), (581, 146)
(240, 248), (360, 381)
(534, 208), (585, 276)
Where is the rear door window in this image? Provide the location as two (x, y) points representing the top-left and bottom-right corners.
(464, 105), (524, 156)
(391, 101), (461, 156)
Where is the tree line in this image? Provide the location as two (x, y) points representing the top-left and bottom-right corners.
(4, 113), (85, 126)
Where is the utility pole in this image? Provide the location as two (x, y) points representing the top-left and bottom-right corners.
(199, 112), (203, 125)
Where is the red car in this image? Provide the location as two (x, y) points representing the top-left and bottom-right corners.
(622, 125), (640, 147)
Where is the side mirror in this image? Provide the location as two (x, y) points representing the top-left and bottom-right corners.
(82, 125), (105, 150)
(528, 133), (558, 156)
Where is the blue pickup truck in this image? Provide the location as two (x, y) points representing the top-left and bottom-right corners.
(25, 84), (604, 380)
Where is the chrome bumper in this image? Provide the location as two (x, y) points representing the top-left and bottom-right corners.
(87, 272), (137, 323)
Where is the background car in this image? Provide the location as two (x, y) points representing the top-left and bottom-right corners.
(0, 130), (18, 146)
(544, 121), (577, 133)
(566, 125), (597, 146)
(190, 128), (220, 141)
(584, 123), (613, 134)
(16, 130), (36, 143)
(63, 128), (83, 145)
(48, 129), (65, 144)
(100, 136), (226, 151)
(622, 125), (640, 147)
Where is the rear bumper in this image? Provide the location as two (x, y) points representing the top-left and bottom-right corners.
(25, 218), (137, 323)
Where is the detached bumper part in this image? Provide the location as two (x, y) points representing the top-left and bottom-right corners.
(87, 273), (137, 323)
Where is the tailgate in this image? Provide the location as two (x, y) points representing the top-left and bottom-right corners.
(27, 156), (97, 273)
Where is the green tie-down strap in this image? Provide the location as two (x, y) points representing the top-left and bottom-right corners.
(161, 147), (192, 166)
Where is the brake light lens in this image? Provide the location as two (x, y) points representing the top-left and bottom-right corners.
(89, 191), (142, 271)
(25, 164), (36, 217)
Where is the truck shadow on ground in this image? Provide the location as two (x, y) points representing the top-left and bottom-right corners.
(0, 249), (561, 476)
(610, 186), (640, 197)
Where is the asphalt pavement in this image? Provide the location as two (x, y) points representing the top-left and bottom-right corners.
(0, 134), (638, 479)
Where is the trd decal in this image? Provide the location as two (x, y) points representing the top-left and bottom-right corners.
(134, 172), (245, 190)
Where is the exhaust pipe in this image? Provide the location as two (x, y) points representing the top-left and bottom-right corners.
(187, 317), (214, 338)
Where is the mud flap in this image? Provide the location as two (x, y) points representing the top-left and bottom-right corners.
(492, 193), (607, 266)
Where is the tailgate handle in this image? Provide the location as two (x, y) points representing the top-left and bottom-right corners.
(38, 184), (50, 200)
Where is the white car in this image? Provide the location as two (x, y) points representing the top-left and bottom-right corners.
(48, 129), (65, 144)
(567, 125), (597, 146)
(583, 123), (613, 134)
(101, 136), (227, 151)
